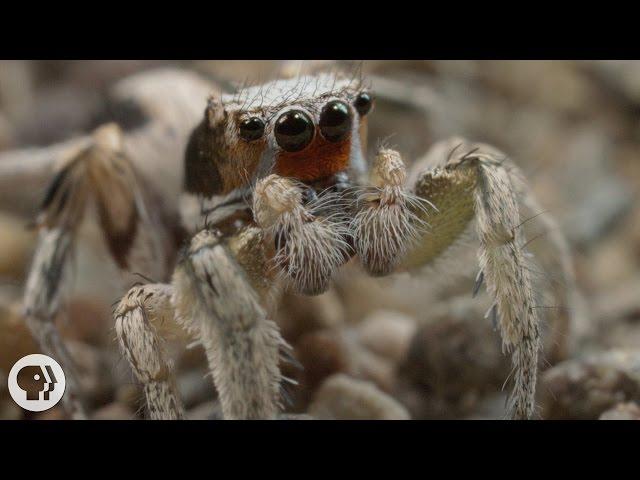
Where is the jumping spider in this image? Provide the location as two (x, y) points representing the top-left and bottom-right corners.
(22, 71), (568, 420)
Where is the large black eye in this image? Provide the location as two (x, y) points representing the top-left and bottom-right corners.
(319, 100), (352, 142)
(239, 117), (265, 142)
(274, 110), (314, 152)
(354, 92), (373, 116)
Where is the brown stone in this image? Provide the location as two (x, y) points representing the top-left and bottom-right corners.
(308, 374), (410, 420)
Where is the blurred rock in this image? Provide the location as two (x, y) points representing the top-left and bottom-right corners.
(0, 369), (22, 419)
(92, 402), (135, 420)
(0, 61), (35, 126)
(308, 374), (410, 420)
(590, 275), (640, 350)
(397, 298), (509, 418)
(67, 340), (115, 409)
(0, 400), (21, 420)
(34, 406), (66, 420)
(474, 61), (598, 117)
(463, 392), (510, 420)
(367, 78), (435, 160)
(0, 112), (14, 150)
(583, 233), (639, 296)
(35, 61), (170, 92)
(0, 297), (39, 372)
(355, 310), (416, 363)
(347, 341), (396, 393)
(0, 212), (37, 281)
(558, 132), (634, 249)
(192, 60), (286, 88)
(59, 297), (112, 346)
(14, 86), (102, 146)
(292, 324), (400, 409)
(176, 342), (208, 372)
(177, 368), (214, 409)
(115, 384), (142, 411)
(278, 413), (314, 420)
(278, 288), (346, 342)
(599, 402), (640, 421)
(187, 401), (222, 420)
(542, 350), (640, 420)
(584, 61), (640, 106)
(293, 330), (351, 407)
(332, 265), (415, 323)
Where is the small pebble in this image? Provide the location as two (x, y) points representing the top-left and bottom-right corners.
(308, 374), (410, 420)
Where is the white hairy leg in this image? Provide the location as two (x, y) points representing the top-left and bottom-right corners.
(402, 140), (553, 419)
(114, 284), (184, 420)
(23, 228), (86, 419)
(472, 153), (539, 420)
(23, 123), (177, 419)
(172, 228), (288, 420)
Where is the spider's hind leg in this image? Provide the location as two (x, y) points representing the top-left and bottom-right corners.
(23, 123), (178, 419)
(23, 228), (85, 418)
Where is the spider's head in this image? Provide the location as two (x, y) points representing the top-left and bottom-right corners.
(185, 73), (374, 198)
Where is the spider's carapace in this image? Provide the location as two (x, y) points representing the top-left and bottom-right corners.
(184, 74), (372, 198)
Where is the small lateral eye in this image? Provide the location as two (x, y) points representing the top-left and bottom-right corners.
(354, 92), (373, 117)
(239, 117), (265, 142)
(319, 100), (352, 142)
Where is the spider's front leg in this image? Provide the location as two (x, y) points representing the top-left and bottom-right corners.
(114, 284), (184, 420)
(399, 140), (558, 420)
(350, 139), (570, 420)
(115, 226), (289, 420)
(172, 227), (288, 419)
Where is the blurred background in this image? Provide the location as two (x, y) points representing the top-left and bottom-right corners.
(0, 60), (639, 420)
